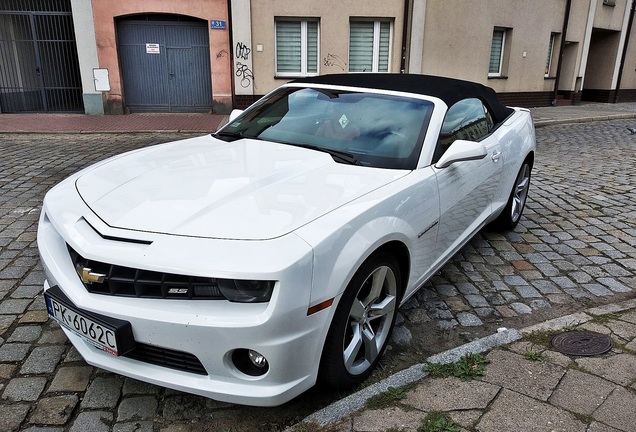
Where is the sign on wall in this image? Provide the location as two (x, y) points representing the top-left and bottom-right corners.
(146, 43), (160, 54)
(210, 20), (226, 29)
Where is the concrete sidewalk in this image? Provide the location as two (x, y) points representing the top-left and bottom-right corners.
(301, 299), (636, 432)
(0, 101), (635, 133)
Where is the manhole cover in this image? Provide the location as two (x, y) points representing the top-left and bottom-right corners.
(550, 331), (613, 356)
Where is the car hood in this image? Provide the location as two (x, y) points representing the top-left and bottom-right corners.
(75, 135), (407, 240)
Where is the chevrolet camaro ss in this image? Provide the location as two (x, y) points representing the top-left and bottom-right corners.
(37, 74), (536, 406)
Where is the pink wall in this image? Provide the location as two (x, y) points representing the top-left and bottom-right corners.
(91, 0), (232, 114)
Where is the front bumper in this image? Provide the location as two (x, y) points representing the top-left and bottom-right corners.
(37, 183), (332, 407)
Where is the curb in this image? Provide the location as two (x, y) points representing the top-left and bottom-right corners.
(533, 112), (636, 128)
(293, 298), (636, 429)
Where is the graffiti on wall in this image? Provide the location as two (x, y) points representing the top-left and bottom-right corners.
(323, 53), (347, 71)
(235, 42), (254, 88)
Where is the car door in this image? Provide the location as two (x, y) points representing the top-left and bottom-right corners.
(432, 98), (503, 260)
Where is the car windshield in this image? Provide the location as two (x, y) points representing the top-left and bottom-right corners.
(215, 87), (434, 169)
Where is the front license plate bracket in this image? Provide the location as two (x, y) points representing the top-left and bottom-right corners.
(45, 285), (136, 356)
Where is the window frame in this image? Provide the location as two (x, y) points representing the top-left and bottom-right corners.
(434, 98), (495, 164)
(545, 33), (559, 78)
(488, 28), (506, 77)
(275, 18), (320, 78)
(348, 19), (392, 73)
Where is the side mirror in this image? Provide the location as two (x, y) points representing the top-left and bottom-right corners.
(229, 109), (244, 123)
(435, 140), (488, 169)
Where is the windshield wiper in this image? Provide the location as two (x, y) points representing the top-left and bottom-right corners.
(212, 130), (255, 142)
(290, 143), (361, 165)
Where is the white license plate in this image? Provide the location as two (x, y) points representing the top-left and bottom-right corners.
(46, 295), (120, 356)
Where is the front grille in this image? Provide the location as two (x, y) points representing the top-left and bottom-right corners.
(68, 245), (224, 300)
(125, 342), (208, 375)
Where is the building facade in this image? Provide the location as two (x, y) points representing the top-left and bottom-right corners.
(0, 0), (634, 114)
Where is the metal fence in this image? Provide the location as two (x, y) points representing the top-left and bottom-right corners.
(0, 0), (83, 113)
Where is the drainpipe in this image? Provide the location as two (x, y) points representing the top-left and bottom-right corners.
(552, 0), (572, 106)
(400, 0), (411, 73)
(614, 0), (636, 103)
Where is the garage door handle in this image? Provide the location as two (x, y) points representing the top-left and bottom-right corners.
(491, 151), (501, 162)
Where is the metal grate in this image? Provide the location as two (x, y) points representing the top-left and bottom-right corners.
(125, 342), (208, 375)
(0, 0), (83, 113)
(68, 245), (226, 300)
(0, 0), (71, 12)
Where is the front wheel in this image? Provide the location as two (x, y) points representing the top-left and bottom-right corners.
(319, 252), (401, 389)
(490, 160), (532, 231)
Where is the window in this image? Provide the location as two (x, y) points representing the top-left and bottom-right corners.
(275, 19), (318, 77)
(349, 20), (391, 72)
(435, 98), (494, 163)
(545, 33), (556, 77)
(488, 28), (506, 77)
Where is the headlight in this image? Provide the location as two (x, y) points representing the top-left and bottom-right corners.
(218, 279), (275, 303)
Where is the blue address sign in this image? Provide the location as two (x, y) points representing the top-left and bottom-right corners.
(210, 20), (226, 30)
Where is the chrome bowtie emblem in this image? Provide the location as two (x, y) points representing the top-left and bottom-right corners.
(75, 264), (106, 284)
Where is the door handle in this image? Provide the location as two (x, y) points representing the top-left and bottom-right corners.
(491, 151), (501, 162)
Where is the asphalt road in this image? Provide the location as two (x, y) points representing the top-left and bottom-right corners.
(0, 120), (635, 431)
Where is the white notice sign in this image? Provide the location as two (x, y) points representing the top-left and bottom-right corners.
(146, 43), (160, 54)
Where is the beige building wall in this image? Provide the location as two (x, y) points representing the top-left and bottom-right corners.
(249, 0), (405, 95)
(417, 0), (568, 94)
(594, 0), (629, 30)
(621, 18), (636, 91)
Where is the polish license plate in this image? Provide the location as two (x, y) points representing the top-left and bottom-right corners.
(44, 285), (135, 356)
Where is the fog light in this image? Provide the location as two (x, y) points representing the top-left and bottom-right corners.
(248, 350), (268, 368)
(231, 349), (270, 376)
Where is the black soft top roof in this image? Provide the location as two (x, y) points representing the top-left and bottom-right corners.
(292, 73), (514, 124)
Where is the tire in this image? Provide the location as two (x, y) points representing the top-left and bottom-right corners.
(490, 160), (532, 231)
(319, 252), (401, 389)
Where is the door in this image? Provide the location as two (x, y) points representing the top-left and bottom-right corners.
(117, 16), (213, 113)
(0, 0), (83, 113)
(432, 98), (503, 258)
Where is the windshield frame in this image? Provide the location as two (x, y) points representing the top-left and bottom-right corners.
(216, 84), (435, 170)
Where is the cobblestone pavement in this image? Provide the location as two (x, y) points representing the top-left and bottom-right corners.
(0, 120), (635, 431)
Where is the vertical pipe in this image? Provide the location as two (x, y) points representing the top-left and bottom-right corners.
(552, 0), (572, 106)
(614, 0), (635, 103)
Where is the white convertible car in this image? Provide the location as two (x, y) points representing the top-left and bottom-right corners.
(38, 74), (535, 406)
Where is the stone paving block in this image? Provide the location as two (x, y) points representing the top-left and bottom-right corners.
(2, 377), (47, 401)
(113, 421), (154, 432)
(20, 345), (66, 374)
(0, 364), (17, 379)
(585, 422), (622, 432)
(11, 285), (43, 299)
(122, 378), (160, 396)
(593, 387), (636, 432)
(549, 369), (616, 415)
(117, 396), (158, 421)
(21, 426), (64, 432)
(47, 366), (93, 392)
(404, 376), (499, 412)
(69, 411), (113, 432)
(19, 310), (49, 323)
(30, 395), (78, 425)
(7, 325), (42, 342)
(476, 389), (586, 432)
(0, 404), (30, 432)
(483, 350), (566, 401)
(81, 376), (124, 409)
(515, 285), (543, 298)
(575, 354), (636, 386)
(0, 343), (31, 362)
(456, 312), (483, 327)
(510, 302), (532, 314)
(351, 406), (424, 432)
(0, 299), (31, 314)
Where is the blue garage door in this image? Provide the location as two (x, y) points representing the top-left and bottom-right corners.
(117, 16), (213, 113)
